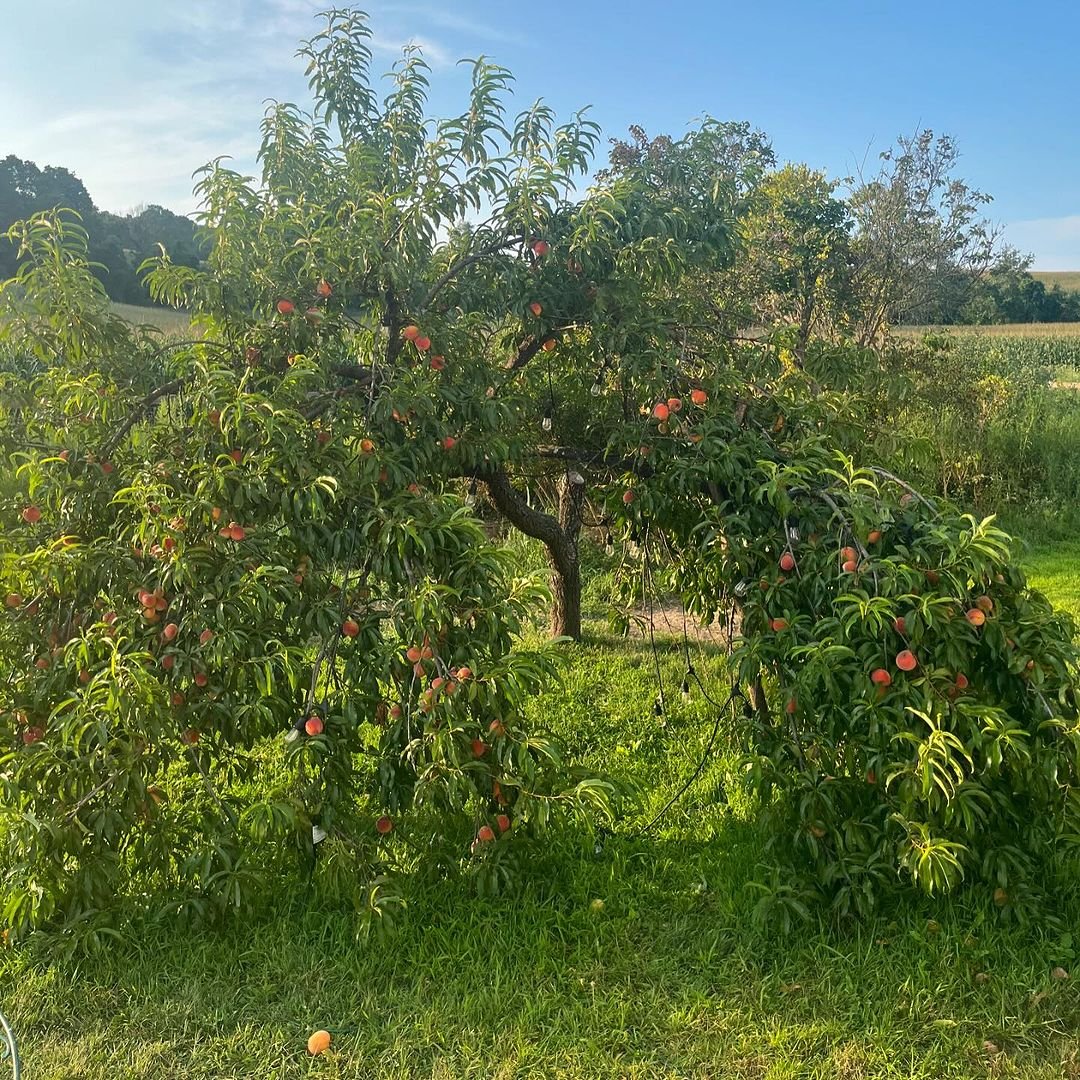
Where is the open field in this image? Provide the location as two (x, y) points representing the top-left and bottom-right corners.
(1032, 271), (1080, 295)
(110, 301), (191, 333)
(2, 541), (1080, 1079)
(898, 321), (1080, 338)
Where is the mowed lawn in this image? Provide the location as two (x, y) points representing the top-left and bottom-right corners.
(3, 548), (1080, 1078)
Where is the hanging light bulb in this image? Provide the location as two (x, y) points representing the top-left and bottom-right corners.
(681, 678), (691, 701)
(653, 696), (664, 717)
(604, 531), (614, 556)
(542, 412), (553, 432)
(590, 380), (602, 396)
(734, 578), (751, 597)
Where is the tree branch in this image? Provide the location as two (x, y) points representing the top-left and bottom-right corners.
(101, 378), (184, 456)
(419, 236), (523, 313)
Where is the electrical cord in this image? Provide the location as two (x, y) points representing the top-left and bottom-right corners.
(0, 1009), (20, 1080)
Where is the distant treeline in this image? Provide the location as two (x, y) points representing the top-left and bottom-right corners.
(1, 151), (1077, 325)
(922, 252), (1080, 325)
(0, 154), (205, 306)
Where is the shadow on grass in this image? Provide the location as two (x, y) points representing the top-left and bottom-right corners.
(7, 820), (1080, 1078)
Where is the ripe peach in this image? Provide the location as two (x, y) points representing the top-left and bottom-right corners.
(785, 697), (797, 715)
(34, 657), (49, 670)
(542, 338), (557, 352)
(276, 299), (295, 315)
(194, 672), (209, 688)
(955, 672), (969, 690)
(211, 506), (223, 522)
(691, 388), (708, 406)
(841, 546), (857, 562)
(770, 617), (788, 632)
(975, 595), (994, 613)
(21, 726), (44, 745)
(389, 704), (402, 720)
(359, 438), (375, 454)
(163, 622), (179, 642)
(531, 239), (550, 257)
(893, 616), (906, 634)
(496, 813), (511, 833)
(477, 824), (496, 843)
(305, 715), (324, 736)
(779, 552), (796, 572)
(472, 738), (488, 757)
(20, 506), (41, 524)
(896, 650), (917, 672)
(622, 489), (635, 504)
(842, 559), (858, 573)
(78, 669), (91, 684)
(871, 668), (892, 687)
(161, 655), (175, 671)
(652, 402), (670, 422)
(867, 530), (882, 544)
(307, 1030), (332, 1055)
(316, 279), (332, 298)
(529, 301), (543, 317)
(667, 397), (683, 413)
(199, 629), (214, 646)
(429, 354), (445, 371)
(402, 325), (420, 341)
(925, 569), (940, 585)
(5, 593), (22, 608)
(415, 336), (432, 352)
(406, 646), (422, 663)
(489, 718), (506, 736)
(457, 666), (472, 681)
(965, 608), (986, 627)
(181, 727), (199, 745)
(342, 619), (360, 638)
(441, 436), (457, 451)
(375, 815), (393, 835)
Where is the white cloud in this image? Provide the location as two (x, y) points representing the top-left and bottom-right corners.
(3, 3), (473, 215)
(1005, 215), (1080, 271)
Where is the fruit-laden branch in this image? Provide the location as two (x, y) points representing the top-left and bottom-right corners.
(101, 378), (184, 456)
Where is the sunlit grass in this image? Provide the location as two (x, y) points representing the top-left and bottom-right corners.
(4, 567), (1080, 1076)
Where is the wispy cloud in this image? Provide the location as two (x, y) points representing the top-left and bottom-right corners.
(2, 2), (476, 215)
(1006, 215), (1080, 271)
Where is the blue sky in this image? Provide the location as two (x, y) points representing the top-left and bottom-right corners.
(6, 0), (1080, 267)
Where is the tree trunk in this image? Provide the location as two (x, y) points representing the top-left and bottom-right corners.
(547, 470), (585, 639)
(478, 465), (585, 641)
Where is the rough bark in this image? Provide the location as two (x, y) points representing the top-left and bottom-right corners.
(479, 465), (585, 640)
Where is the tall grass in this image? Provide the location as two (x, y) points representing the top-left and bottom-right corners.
(883, 331), (1080, 525)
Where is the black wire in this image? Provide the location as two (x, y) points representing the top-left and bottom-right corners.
(638, 681), (741, 836)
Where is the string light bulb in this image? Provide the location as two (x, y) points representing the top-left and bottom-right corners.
(542, 412), (553, 432)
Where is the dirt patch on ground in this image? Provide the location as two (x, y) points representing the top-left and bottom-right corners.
(626, 601), (733, 647)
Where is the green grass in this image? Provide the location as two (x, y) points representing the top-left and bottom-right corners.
(110, 301), (191, 333)
(1032, 271), (1080, 295)
(4, 551), (1080, 1078)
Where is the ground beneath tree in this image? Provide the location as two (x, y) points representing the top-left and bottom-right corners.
(626, 600), (733, 647)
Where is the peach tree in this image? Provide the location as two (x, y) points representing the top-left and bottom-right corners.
(138, 9), (1080, 915)
(0, 210), (613, 945)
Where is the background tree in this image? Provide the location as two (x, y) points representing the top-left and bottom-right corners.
(848, 131), (1000, 339)
(0, 155), (205, 304)
(739, 164), (854, 358)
